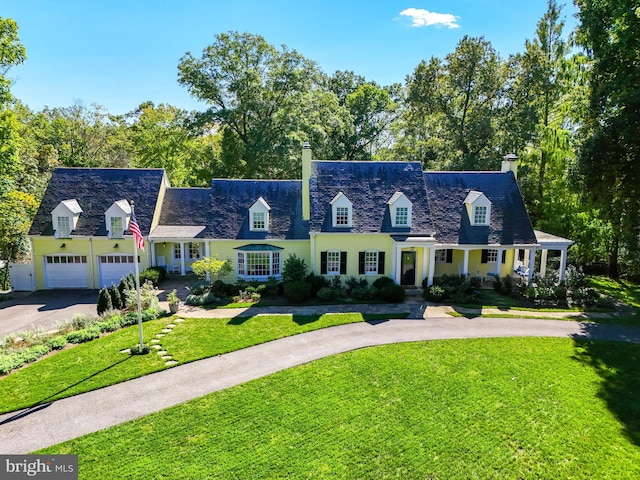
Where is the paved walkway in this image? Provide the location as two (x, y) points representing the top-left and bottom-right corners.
(2, 313), (640, 454)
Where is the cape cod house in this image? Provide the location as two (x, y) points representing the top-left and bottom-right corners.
(25, 144), (572, 291)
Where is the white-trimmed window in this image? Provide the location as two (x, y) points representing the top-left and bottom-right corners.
(395, 207), (408, 226)
(328, 251), (342, 274)
(474, 206), (488, 225)
(173, 243), (181, 260)
(486, 249), (498, 262)
(364, 251), (378, 274)
(336, 207), (349, 226)
(252, 212), (265, 230)
(57, 216), (71, 238)
(188, 243), (201, 259)
(236, 249), (282, 279)
(110, 216), (124, 238)
(435, 249), (447, 263)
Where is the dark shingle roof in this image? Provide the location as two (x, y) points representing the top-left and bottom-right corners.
(424, 171), (537, 245)
(152, 188), (211, 238)
(29, 168), (165, 236)
(310, 161), (434, 234)
(209, 179), (308, 240)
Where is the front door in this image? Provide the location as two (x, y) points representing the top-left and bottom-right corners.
(401, 251), (416, 286)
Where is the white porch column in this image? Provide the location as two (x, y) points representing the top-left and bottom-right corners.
(427, 247), (436, 287)
(150, 241), (156, 266)
(540, 249), (548, 277)
(180, 242), (186, 276)
(495, 248), (504, 276)
(527, 248), (536, 282)
(462, 249), (469, 277)
(395, 245), (402, 284)
(558, 248), (568, 281)
(422, 248), (428, 284)
(204, 241), (211, 281)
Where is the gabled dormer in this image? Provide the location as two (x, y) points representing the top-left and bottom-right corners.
(51, 199), (82, 238)
(387, 192), (412, 228)
(105, 199), (131, 238)
(249, 197), (271, 232)
(330, 192), (352, 228)
(464, 190), (491, 226)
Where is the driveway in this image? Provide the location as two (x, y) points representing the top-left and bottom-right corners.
(0, 290), (98, 337)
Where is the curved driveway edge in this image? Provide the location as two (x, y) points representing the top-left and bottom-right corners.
(2, 317), (640, 454)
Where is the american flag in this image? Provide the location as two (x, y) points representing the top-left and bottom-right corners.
(129, 213), (145, 251)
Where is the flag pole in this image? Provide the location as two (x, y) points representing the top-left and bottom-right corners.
(131, 201), (144, 350)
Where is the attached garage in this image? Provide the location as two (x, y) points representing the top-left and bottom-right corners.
(98, 254), (138, 288)
(44, 254), (89, 289)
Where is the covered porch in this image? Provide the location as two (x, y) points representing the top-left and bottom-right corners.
(149, 226), (207, 276)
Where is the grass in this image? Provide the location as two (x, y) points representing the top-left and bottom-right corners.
(589, 276), (640, 308)
(39, 337), (640, 479)
(0, 312), (400, 414)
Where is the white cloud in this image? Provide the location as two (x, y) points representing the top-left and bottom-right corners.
(400, 8), (460, 29)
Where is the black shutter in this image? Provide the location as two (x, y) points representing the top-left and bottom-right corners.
(359, 252), (365, 275)
(340, 252), (347, 274)
(320, 251), (327, 274)
(481, 249), (488, 264)
(501, 250), (506, 264)
(446, 249), (453, 264)
(378, 252), (385, 274)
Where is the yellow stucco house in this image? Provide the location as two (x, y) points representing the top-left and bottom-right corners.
(25, 144), (571, 291)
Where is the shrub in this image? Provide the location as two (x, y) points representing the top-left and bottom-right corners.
(139, 268), (161, 287)
(316, 287), (336, 301)
(373, 276), (395, 290)
(306, 273), (329, 296)
(130, 343), (151, 355)
(423, 284), (446, 302)
(124, 280), (159, 311)
(351, 286), (377, 300)
(233, 289), (261, 303)
(345, 276), (368, 293)
(282, 254), (308, 282)
(148, 265), (167, 282)
(283, 280), (312, 303)
(379, 283), (405, 303)
(97, 287), (113, 315)
(109, 284), (124, 310)
(0, 344), (52, 375)
(191, 256), (232, 281)
(65, 326), (101, 344)
(185, 291), (220, 306)
(262, 277), (282, 297)
(46, 335), (68, 350)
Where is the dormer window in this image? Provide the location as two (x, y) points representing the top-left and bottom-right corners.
(105, 199), (131, 239)
(473, 205), (487, 225)
(52, 199), (82, 238)
(331, 192), (352, 228)
(249, 197), (270, 232)
(464, 191), (491, 226)
(387, 192), (412, 228)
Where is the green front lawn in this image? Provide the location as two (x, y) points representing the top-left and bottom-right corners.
(40, 338), (640, 479)
(0, 312), (398, 414)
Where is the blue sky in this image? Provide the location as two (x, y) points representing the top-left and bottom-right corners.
(4, 1), (578, 115)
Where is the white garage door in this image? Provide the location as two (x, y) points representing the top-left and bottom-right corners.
(44, 255), (89, 288)
(98, 254), (138, 288)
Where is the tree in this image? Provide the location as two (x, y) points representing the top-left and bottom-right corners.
(326, 71), (399, 160)
(405, 36), (507, 170)
(511, 0), (573, 226)
(178, 31), (322, 178)
(0, 190), (37, 290)
(191, 256), (232, 282)
(127, 101), (194, 186)
(573, 0), (640, 277)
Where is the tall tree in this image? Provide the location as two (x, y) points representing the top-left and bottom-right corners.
(573, 0), (640, 277)
(178, 31), (322, 178)
(513, 0), (572, 226)
(405, 36), (507, 170)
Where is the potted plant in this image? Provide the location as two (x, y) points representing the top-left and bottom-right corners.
(167, 289), (180, 314)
